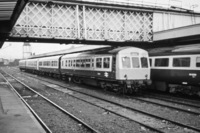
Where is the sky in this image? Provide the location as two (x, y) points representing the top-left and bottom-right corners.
(0, 0), (200, 60)
(0, 42), (82, 60)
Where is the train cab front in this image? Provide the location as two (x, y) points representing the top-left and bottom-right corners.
(116, 48), (151, 94)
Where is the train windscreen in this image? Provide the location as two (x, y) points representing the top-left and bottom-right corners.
(141, 57), (148, 68)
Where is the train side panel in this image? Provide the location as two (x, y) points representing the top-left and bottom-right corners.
(150, 54), (200, 94)
(38, 56), (61, 75)
(60, 53), (116, 81)
(19, 60), (26, 71)
(26, 58), (39, 73)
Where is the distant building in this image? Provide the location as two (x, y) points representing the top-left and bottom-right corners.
(23, 42), (32, 59)
(3, 59), (9, 65)
(0, 58), (3, 66)
(9, 59), (20, 66)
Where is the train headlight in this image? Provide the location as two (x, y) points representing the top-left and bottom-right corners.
(146, 80), (152, 85)
(182, 82), (188, 85)
(126, 80), (132, 84)
(138, 80), (143, 84)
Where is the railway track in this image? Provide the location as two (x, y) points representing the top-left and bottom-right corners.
(0, 70), (100, 133)
(3, 68), (200, 133)
(17, 68), (200, 116)
(141, 92), (200, 109)
(129, 96), (200, 116)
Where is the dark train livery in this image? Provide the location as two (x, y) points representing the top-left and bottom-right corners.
(19, 46), (151, 94)
(149, 49), (200, 96)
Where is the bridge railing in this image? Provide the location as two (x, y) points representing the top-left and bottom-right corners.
(78, 0), (183, 9)
(10, 1), (153, 42)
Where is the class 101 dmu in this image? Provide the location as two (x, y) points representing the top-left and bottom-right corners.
(19, 46), (151, 94)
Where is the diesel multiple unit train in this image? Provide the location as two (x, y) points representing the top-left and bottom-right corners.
(19, 46), (151, 94)
(149, 48), (200, 96)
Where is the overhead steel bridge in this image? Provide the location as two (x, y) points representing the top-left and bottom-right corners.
(11, 1), (153, 43)
(1, 0), (200, 48)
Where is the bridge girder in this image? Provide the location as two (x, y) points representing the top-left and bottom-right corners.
(8, 1), (153, 45)
(1, 0), (200, 49)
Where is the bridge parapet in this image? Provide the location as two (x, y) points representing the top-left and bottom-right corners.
(10, 1), (153, 43)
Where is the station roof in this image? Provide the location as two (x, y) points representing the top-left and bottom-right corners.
(153, 24), (200, 47)
(0, 0), (28, 47)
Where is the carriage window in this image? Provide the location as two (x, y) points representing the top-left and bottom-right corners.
(71, 60), (73, 67)
(122, 57), (131, 68)
(92, 59), (94, 67)
(141, 57), (148, 68)
(65, 60), (68, 67)
(155, 58), (169, 67)
(76, 59), (80, 67)
(103, 57), (110, 68)
(132, 57), (140, 68)
(86, 59), (91, 68)
(68, 60), (71, 67)
(96, 58), (102, 68)
(54, 61), (58, 66)
(149, 59), (152, 67)
(196, 57), (200, 67)
(73, 60), (75, 67)
(81, 59), (85, 67)
(48, 61), (50, 66)
(173, 57), (190, 67)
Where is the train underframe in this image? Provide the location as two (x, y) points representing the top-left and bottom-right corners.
(20, 68), (149, 94)
(152, 81), (200, 97)
(68, 75), (149, 94)
(98, 80), (148, 94)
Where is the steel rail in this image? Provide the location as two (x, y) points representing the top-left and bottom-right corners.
(130, 96), (200, 116)
(1, 70), (100, 133)
(142, 90), (200, 104)
(3, 68), (164, 133)
(47, 84), (200, 133)
(5, 68), (200, 133)
(0, 72), (52, 133)
(142, 94), (200, 109)
(9, 68), (200, 111)
(37, 77), (200, 132)
(15, 71), (200, 133)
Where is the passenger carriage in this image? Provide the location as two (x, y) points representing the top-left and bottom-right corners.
(19, 60), (26, 71)
(25, 58), (39, 73)
(38, 56), (61, 77)
(150, 51), (200, 95)
(18, 46), (151, 94)
(60, 47), (151, 93)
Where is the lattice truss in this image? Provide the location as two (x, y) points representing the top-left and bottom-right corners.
(11, 2), (153, 42)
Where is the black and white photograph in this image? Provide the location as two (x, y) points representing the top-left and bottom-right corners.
(0, 0), (200, 133)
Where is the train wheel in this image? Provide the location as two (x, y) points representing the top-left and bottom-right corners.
(197, 91), (200, 97)
(122, 85), (128, 94)
(128, 88), (133, 94)
(72, 77), (81, 84)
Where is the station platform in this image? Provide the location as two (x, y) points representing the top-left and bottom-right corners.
(0, 80), (45, 133)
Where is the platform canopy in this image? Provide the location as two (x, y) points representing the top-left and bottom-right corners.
(0, 0), (28, 46)
(153, 23), (200, 47)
